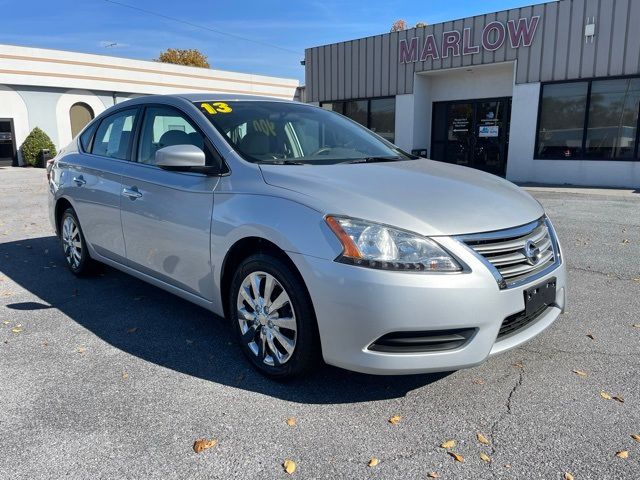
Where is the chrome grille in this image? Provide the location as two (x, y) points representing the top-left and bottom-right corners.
(459, 217), (560, 289)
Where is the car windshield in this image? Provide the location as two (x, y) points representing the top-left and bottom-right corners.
(194, 100), (414, 165)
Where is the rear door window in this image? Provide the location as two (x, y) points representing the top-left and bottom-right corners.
(91, 109), (138, 160)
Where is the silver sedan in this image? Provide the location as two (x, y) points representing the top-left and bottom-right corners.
(48, 94), (566, 379)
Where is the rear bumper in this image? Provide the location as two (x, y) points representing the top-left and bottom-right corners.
(288, 236), (566, 375)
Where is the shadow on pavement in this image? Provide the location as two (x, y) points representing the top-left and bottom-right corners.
(0, 235), (448, 404)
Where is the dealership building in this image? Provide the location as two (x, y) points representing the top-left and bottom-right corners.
(0, 44), (299, 166)
(304, 0), (640, 188)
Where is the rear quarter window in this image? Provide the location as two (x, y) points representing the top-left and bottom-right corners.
(79, 121), (98, 152)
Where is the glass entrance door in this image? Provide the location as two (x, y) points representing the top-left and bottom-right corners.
(431, 98), (511, 177)
(0, 119), (16, 166)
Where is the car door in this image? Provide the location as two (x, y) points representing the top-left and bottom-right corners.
(67, 107), (139, 263)
(120, 104), (220, 300)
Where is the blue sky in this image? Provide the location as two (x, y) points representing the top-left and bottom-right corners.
(2, 0), (547, 81)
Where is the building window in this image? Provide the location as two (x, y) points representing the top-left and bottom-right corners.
(320, 97), (396, 143)
(369, 98), (396, 143)
(70, 103), (94, 139)
(585, 79), (640, 159)
(536, 77), (640, 161)
(537, 82), (588, 159)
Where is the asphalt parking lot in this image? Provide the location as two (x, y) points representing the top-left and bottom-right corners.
(1, 166), (639, 479)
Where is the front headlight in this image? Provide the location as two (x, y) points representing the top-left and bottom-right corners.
(325, 216), (462, 272)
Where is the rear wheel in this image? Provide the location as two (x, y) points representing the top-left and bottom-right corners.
(60, 207), (94, 276)
(230, 254), (320, 380)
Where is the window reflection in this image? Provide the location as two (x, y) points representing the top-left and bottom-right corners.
(586, 79), (640, 159)
(537, 82), (588, 159)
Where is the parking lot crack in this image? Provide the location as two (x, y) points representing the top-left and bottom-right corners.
(488, 366), (526, 474)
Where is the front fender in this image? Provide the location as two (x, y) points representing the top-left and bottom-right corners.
(210, 193), (342, 314)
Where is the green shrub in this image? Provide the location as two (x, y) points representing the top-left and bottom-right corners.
(20, 127), (57, 167)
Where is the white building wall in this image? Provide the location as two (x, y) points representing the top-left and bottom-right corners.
(394, 94), (414, 152)
(506, 82), (540, 183)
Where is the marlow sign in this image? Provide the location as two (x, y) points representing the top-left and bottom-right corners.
(399, 16), (540, 63)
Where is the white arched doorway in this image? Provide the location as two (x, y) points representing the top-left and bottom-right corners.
(56, 90), (106, 148)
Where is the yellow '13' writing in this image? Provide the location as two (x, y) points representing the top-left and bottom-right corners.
(200, 102), (233, 114)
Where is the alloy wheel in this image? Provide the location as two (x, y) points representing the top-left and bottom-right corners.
(236, 271), (297, 366)
(62, 215), (82, 269)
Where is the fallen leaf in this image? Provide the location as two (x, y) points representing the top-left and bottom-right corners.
(477, 432), (490, 445)
(512, 362), (524, 369)
(600, 391), (612, 400)
(480, 452), (491, 463)
(504, 464), (512, 468)
(633, 324), (640, 329)
(613, 396), (624, 404)
(11, 327), (22, 333)
(440, 440), (456, 449)
(631, 434), (640, 442)
(472, 379), (485, 385)
(586, 333), (595, 340)
(368, 457), (379, 467)
(77, 347), (86, 354)
(283, 459), (296, 474)
(573, 370), (588, 377)
(2, 321), (9, 325)
(388, 415), (402, 425)
(427, 472), (440, 478)
(193, 438), (217, 453)
(633, 277), (640, 284)
(127, 327), (138, 334)
(42, 341), (48, 346)
(565, 473), (575, 480)
(122, 373), (129, 379)
(615, 450), (629, 459)
(448, 451), (464, 463)
(286, 418), (296, 427)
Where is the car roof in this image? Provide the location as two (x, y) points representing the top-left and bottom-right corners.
(153, 93), (296, 103)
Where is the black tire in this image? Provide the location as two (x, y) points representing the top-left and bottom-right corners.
(229, 253), (320, 380)
(59, 207), (95, 276)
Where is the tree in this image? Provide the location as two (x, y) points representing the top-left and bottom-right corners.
(20, 127), (56, 167)
(415, 22), (428, 28)
(155, 48), (210, 68)
(390, 20), (407, 32)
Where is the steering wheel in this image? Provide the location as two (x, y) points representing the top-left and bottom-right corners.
(310, 147), (332, 156)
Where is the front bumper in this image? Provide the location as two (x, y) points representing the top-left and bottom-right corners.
(288, 236), (566, 375)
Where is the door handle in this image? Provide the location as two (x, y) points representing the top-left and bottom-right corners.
(122, 187), (142, 200)
(73, 176), (86, 186)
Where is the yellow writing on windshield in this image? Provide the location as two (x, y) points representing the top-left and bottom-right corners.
(201, 102), (233, 114)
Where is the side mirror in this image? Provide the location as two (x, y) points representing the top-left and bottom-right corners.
(155, 144), (206, 170)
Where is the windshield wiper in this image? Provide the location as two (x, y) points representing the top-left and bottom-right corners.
(256, 160), (306, 165)
(341, 156), (404, 164)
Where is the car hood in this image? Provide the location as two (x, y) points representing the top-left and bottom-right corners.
(259, 159), (544, 236)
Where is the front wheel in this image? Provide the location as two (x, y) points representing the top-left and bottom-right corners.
(230, 254), (320, 380)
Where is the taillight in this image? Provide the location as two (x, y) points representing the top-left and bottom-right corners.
(46, 158), (55, 181)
